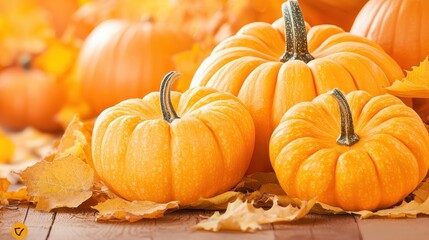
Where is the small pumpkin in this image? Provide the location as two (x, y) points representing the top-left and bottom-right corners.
(191, 0), (404, 173)
(92, 72), (255, 204)
(77, 19), (193, 114)
(270, 89), (429, 211)
(0, 56), (65, 132)
(351, 0), (429, 70)
(299, 0), (367, 31)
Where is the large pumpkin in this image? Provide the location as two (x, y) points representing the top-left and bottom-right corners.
(0, 57), (64, 132)
(92, 72), (255, 204)
(351, 0), (429, 71)
(299, 0), (367, 31)
(191, 0), (404, 173)
(270, 89), (429, 211)
(77, 19), (193, 114)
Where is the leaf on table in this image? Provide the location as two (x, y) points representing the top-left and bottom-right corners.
(0, 130), (15, 164)
(0, 178), (29, 207)
(93, 198), (179, 222)
(21, 153), (94, 211)
(183, 191), (243, 210)
(386, 57), (429, 98)
(195, 196), (315, 232)
(91, 180), (119, 203)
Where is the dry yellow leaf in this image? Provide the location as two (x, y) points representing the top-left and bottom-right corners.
(21, 153), (94, 211)
(184, 191), (243, 211)
(386, 57), (429, 98)
(195, 197), (315, 232)
(93, 198), (179, 222)
(0, 178), (28, 207)
(0, 130), (15, 164)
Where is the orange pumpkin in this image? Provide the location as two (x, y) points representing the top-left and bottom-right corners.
(92, 72), (255, 204)
(0, 56), (65, 132)
(35, 0), (79, 36)
(299, 0), (367, 31)
(77, 19), (193, 114)
(191, 0), (404, 173)
(351, 0), (429, 70)
(270, 89), (429, 211)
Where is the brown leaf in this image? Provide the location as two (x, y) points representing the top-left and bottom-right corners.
(0, 178), (28, 207)
(386, 57), (429, 98)
(93, 198), (179, 222)
(195, 197), (315, 232)
(21, 154), (94, 211)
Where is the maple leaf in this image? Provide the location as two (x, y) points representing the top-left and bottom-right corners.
(21, 154), (94, 211)
(0, 130), (15, 164)
(386, 57), (429, 98)
(195, 197), (315, 232)
(0, 178), (29, 207)
(93, 198), (179, 222)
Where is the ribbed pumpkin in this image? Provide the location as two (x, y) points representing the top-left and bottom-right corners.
(92, 72), (255, 204)
(191, 0), (404, 173)
(77, 19), (193, 114)
(270, 89), (429, 211)
(299, 0), (367, 31)
(0, 57), (64, 132)
(351, 0), (429, 70)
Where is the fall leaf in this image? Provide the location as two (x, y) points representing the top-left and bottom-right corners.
(0, 178), (29, 207)
(183, 191), (243, 211)
(93, 198), (179, 222)
(195, 197), (315, 232)
(386, 57), (429, 98)
(21, 153), (94, 211)
(0, 130), (15, 164)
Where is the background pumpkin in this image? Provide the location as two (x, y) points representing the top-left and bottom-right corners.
(351, 0), (429, 71)
(191, 0), (404, 173)
(270, 89), (429, 211)
(0, 56), (65, 132)
(34, 0), (79, 37)
(92, 72), (255, 204)
(77, 19), (193, 115)
(299, 0), (367, 31)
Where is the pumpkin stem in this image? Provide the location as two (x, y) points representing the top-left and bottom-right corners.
(160, 71), (180, 123)
(19, 54), (32, 71)
(331, 88), (360, 146)
(280, 0), (314, 63)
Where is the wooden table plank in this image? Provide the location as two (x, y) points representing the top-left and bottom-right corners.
(0, 204), (29, 240)
(273, 214), (361, 240)
(355, 215), (429, 240)
(24, 207), (55, 240)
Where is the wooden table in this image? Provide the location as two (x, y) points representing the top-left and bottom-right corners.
(1, 204), (429, 240)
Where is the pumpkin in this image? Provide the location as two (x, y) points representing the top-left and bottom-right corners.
(351, 0), (429, 71)
(191, 0), (404, 173)
(92, 72), (255, 204)
(299, 0), (367, 31)
(77, 19), (193, 115)
(0, 56), (65, 132)
(270, 89), (429, 211)
(35, 0), (79, 36)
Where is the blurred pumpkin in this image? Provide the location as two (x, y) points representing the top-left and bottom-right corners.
(0, 56), (65, 132)
(270, 89), (429, 211)
(34, 0), (79, 36)
(191, 0), (404, 173)
(92, 72), (255, 204)
(299, 0), (367, 31)
(77, 19), (193, 114)
(351, 0), (429, 70)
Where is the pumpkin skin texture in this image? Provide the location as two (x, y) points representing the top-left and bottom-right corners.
(191, 0), (404, 173)
(92, 72), (255, 204)
(77, 19), (193, 114)
(0, 60), (64, 132)
(270, 89), (429, 211)
(299, 0), (367, 31)
(351, 0), (429, 71)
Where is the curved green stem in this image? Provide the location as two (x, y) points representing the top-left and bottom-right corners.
(280, 0), (314, 63)
(160, 71), (180, 123)
(331, 88), (360, 146)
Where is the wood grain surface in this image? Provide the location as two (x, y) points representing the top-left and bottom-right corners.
(1, 204), (428, 240)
